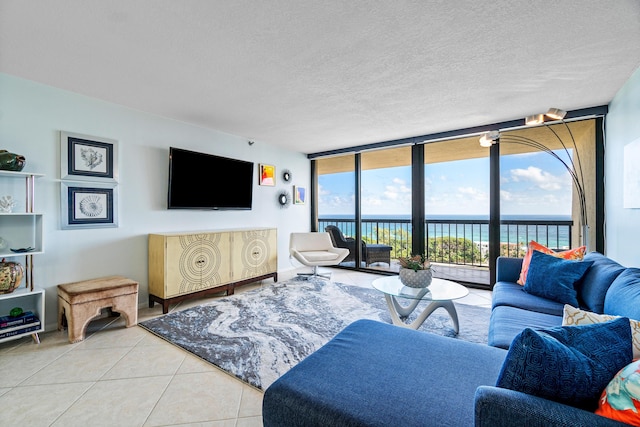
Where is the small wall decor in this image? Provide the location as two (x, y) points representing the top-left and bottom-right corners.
(0, 150), (26, 171)
(294, 186), (306, 205)
(60, 131), (118, 182)
(277, 191), (291, 208)
(259, 164), (275, 186)
(282, 169), (292, 182)
(61, 182), (119, 229)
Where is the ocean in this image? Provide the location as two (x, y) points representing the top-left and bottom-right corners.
(319, 214), (572, 248)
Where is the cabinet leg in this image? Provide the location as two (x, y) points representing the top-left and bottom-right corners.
(148, 295), (155, 308)
(162, 301), (169, 314)
(227, 285), (235, 296)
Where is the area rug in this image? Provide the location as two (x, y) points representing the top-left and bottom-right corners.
(139, 279), (490, 390)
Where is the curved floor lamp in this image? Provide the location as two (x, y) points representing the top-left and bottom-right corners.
(479, 108), (589, 249)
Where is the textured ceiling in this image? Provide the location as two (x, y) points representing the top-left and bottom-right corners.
(1, 1), (639, 154)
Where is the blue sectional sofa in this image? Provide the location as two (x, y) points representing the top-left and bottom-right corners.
(489, 252), (640, 348)
(263, 252), (640, 426)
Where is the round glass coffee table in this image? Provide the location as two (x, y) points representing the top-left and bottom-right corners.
(372, 276), (469, 332)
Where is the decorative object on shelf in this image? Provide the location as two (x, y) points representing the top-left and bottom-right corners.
(479, 108), (589, 249)
(0, 258), (24, 294)
(9, 307), (24, 317)
(398, 254), (434, 288)
(0, 195), (16, 213)
(282, 169), (292, 182)
(259, 164), (275, 186)
(10, 247), (35, 253)
(61, 181), (119, 229)
(277, 191), (291, 208)
(294, 185), (306, 205)
(60, 131), (118, 182)
(0, 150), (26, 171)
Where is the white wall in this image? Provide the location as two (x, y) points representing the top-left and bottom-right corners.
(0, 73), (311, 329)
(605, 65), (640, 266)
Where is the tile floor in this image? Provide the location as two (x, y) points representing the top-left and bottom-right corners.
(0, 268), (492, 427)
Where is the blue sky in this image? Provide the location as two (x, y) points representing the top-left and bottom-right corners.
(318, 151), (573, 217)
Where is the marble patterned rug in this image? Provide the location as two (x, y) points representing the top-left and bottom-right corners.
(139, 279), (490, 390)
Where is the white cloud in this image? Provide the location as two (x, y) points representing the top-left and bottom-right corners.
(509, 166), (568, 191)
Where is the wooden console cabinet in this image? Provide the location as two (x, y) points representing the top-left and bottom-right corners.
(148, 227), (277, 313)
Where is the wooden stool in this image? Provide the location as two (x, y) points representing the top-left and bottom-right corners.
(57, 276), (138, 343)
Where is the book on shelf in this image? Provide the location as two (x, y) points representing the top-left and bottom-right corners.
(0, 322), (41, 339)
(0, 311), (38, 329)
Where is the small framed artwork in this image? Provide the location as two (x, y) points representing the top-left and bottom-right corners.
(61, 182), (119, 229)
(60, 131), (118, 182)
(294, 186), (306, 205)
(259, 164), (275, 186)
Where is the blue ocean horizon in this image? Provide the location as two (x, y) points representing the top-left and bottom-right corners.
(319, 213), (572, 248)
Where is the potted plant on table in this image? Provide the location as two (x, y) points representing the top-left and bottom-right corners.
(397, 254), (434, 288)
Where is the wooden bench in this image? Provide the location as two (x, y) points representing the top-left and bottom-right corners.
(57, 276), (138, 343)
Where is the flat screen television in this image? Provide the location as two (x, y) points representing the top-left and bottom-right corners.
(168, 147), (254, 210)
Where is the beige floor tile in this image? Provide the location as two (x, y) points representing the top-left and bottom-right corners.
(0, 382), (93, 426)
(76, 320), (147, 349)
(238, 385), (264, 418)
(144, 371), (244, 426)
(52, 376), (172, 427)
(101, 342), (186, 380)
(177, 353), (218, 374)
(0, 346), (71, 387)
(21, 346), (131, 385)
(236, 416), (264, 427)
(0, 387), (9, 397)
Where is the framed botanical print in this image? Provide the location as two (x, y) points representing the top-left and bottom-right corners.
(61, 182), (119, 229)
(60, 131), (118, 182)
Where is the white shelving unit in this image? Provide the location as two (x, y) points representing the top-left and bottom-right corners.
(0, 170), (44, 343)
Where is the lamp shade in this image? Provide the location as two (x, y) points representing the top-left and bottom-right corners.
(525, 114), (544, 126)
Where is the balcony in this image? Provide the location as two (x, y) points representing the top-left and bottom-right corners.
(319, 217), (572, 286)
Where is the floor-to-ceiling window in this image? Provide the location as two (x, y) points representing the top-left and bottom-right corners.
(424, 137), (490, 284)
(360, 147), (412, 271)
(316, 154), (359, 266)
(311, 117), (602, 288)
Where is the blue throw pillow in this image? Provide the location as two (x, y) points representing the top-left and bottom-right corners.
(524, 250), (593, 306)
(496, 317), (632, 410)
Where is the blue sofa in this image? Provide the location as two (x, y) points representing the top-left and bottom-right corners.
(263, 252), (640, 426)
(489, 252), (640, 349)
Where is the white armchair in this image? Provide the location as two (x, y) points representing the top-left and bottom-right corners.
(289, 232), (350, 279)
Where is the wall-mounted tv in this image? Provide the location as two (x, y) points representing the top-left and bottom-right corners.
(168, 147), (254, 210)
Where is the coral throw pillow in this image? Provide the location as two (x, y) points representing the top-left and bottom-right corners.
(517, 240), (586, 285)
(596, 359), (640, 426)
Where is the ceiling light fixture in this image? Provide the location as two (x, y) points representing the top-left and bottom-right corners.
(545, 108), (567, 120)
(525, 114), (545, 126)
(479, 130), (500, 147)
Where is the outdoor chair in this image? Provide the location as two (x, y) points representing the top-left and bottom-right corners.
(289, 232), (350, 280)
(325, 225), (392, 267)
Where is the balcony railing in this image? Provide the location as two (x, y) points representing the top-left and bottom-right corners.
(318, 217), (573, 267)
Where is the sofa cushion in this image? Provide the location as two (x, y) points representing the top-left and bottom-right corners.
(517, 241), (586, 285)
(523, 250), (593, 307)
(562, 304), (640, 358)
(577, 252), (625, 314)
(596, 359), (640, 425)
(605, 268), (640, 320)
(492, 281), (566, 316)
(488, 305), (562, 349)
(496, 317), (632, 410)
(263, 319), (507, 427)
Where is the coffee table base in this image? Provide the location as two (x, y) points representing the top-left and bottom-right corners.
(383, 294), (460, 333)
